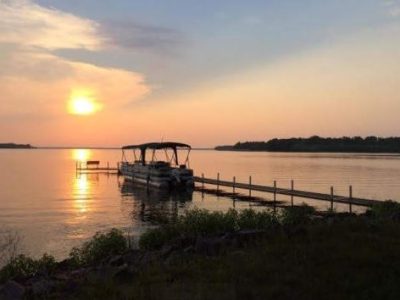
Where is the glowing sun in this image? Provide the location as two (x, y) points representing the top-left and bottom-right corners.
(68, 93), (101, 115)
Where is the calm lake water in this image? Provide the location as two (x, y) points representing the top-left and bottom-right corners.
(1, 149), (400, 260)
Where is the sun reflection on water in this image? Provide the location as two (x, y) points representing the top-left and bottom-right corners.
(74, 174), (90, 213)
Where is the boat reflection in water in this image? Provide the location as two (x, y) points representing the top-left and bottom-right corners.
(119, 179), (193, 225)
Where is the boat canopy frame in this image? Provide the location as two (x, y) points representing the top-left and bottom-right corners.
(121, 142), (191, 166)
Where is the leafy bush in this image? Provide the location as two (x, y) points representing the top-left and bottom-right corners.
(367, 201), (400, 221)
(280, 204), (315, 226)
(139, 226), (179, 250)
(237, 209), (278, 230)
(69, 228), (128, 266)
(0, 253), (56, 283)
(179, 209), (238, 236)
(139, 208), (277, 250)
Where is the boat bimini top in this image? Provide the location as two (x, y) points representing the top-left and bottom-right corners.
(121, 142), (191, 167)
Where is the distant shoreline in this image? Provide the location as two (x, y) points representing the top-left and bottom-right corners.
(215, 136), (400, 153)
(1, 146), (215, 150)
(0, 143), (34, 149)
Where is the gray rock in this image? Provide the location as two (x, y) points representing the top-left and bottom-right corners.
(0, 280), (25, 300)
(195, 237), (227, 256)
(140, 251), (161, 265)
(183, 245), (195, 254)
(70, 268), (88, 278)
(160, 244), (176, 258)
(112, 264), (136, 282)
(109, 255), (124, 267)
(235, 229), (266, 245)
(169, 236), (194, 249)
(31, 278), (56, 296)
(122, 250), (143, 266)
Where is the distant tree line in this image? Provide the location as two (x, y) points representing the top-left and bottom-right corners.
(0, 143), (34, 149)
(215, 136), (400, 153)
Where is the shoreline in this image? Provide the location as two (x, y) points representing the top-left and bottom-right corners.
(2, 202), (400, 299)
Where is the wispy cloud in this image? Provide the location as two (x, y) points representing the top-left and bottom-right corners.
(384, 0), (400, 16)
(0, 0), (102, 50)
(101, 20), (184, 55)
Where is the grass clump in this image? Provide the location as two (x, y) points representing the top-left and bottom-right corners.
(0, 253), (56, 283)
(368, 200), (400, 221)
(69, 228), (128, 267)
(77, 209), (400, 300)
(139, 208), (279, 250)
(280, 204), (316, 226)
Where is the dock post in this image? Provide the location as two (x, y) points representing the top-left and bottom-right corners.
(233, 176), (236, 194)
(217, 173), (220, 194)
(330, 186), (334, 211)
(349, 185), (353, 213)
(107, 161), (109, 169)
(291, 180), (294, 206)
(201, 173), (205, 197)
(273, 180), (277, 214)
(249, 176), (252, 198)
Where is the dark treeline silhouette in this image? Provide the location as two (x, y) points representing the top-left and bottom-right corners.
(215, 136), (400, 153)
(0, 143), (34, 149)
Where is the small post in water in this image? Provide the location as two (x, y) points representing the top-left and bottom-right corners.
(349, 185), (353, 213)
(249, 176), (252, 198)
(233, 176), (236, 194)
(273, 180), (277, 203)
(201, 173), (205, 189)
(330, 186), (334, 211)
(217, 173), (220, 194)
(291, 180), (294, 206)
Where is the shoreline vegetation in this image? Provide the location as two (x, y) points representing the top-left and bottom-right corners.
(215, 136), (400, 153)
(0, 143), (34, 149)
(2, 202), (400, 299)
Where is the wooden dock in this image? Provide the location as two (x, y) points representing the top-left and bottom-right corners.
(194, 174), (382, 209)
(74, 160), (385, 210)
(76, 161), (120, 174)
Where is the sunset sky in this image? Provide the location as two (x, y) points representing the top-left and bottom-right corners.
(1, 0), (400, 147)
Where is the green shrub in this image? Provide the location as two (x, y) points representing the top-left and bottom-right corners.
(368, 201), (400, 221)
(237, 209), (277, 230)
(179, 209), (238, 236)
(139, 208), (277, 250)
(139, 227), (177, 250)
(280, 204), (315, 226)
(0, 253), (56, 283)
(69, 228), (128, 266)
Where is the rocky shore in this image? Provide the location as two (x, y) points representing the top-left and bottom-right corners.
(2, 203), (400, 299)
(0, 229), (267, 299)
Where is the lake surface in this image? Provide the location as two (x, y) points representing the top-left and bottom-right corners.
(1, 149), (400, 260)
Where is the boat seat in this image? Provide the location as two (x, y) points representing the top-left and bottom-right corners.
(86, 161), (100, 169)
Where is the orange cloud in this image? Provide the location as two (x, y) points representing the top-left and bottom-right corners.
(0, 0), (102, 50)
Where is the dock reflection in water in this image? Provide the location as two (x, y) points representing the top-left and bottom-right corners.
(119, 179), (193, 225)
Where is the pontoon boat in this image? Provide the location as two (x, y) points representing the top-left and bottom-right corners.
(119, 142), (194, 189)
